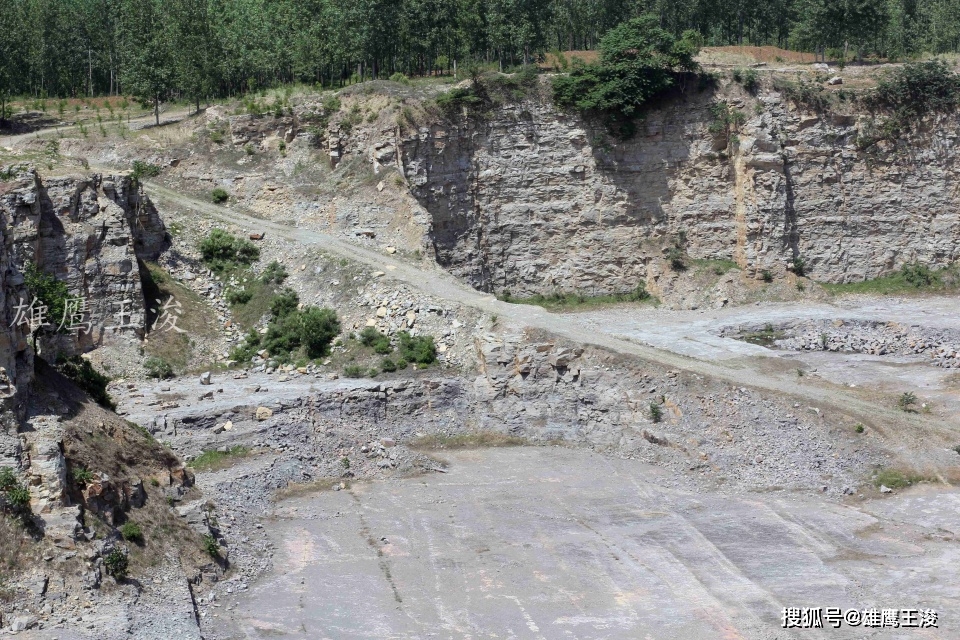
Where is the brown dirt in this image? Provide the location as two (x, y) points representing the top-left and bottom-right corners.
(702, 45), (815, 64)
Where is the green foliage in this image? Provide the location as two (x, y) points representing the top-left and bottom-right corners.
(552, 16), (699, 137)
(234, 293), (340, 363)
(822, 263), (958, 296)
(0, 468), (16, 493)
(55, 356), (115, 410)
(761, 270), (774, 283)
(708, 101), (746, 136)
(873, 468), (926, 489)
(649, 401), (663, 423)
(144, 356), (174, 379)
(23, 264), (69, 337)
(789, 257), (806, 277)
(104, 549), (128, 579)
(211, 187), (229, 203)
(225, 287), (253, 305)
(191, 446), (250, 471)
(0, 467), (30, 516)
(119, 521), (144, 544)
(435, 86), (482, 117)
(261, 261), (288, 285)
(202, 534), (220, 557)
(343, 364), (365, 378)
(72, 467), (94, 485)
(130, 160), (161, 183)
(269, 288), (300, 318)
(772, 75), (832, 112)
(199, 229), (260, 274)
(359, 327), (392, 354)
(380, 358), (397, 372)
(732, 68), (760, 93)
(897, 392), (918, 411)
(388, 72), (410, 84)
(397, 332), (437, 365)
(855, 423), (865, 434)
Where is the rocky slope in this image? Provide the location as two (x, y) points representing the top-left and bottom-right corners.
(401, 79), (960, 297)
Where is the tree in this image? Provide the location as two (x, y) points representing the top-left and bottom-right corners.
(169, 0), (217, 114)
(119, 0), (174, 125)
(552, 15), (700, 136)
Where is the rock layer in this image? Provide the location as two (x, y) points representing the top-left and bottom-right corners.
(401, 90), (960, 297)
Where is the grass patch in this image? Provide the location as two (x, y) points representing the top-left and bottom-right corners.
(691, 258), (740, 276)
(409, 432), (530, 450)
(822, 263), (959, 296)
(500, 284), (656, 312)
(272, 477), (346, 502)
(872, 468), (928, 490)
(189, 446), (251, 471)
(142, 262), (219, 373)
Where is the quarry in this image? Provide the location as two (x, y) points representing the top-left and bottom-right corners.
(1, 49), (959, 640)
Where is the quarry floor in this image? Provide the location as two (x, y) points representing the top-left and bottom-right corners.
(211, 447), (960, 640)
(566, 297), (960, 424)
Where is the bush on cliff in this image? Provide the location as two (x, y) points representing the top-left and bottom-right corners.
(552, 15), (700, 138)
(199, 229), (260, 274)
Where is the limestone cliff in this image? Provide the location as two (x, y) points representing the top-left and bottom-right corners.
(0, 167), (168, 509)
(0, 168), (168, 383)
(401, 86), (960, 297)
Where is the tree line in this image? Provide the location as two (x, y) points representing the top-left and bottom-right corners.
(0, 0), (958, 111)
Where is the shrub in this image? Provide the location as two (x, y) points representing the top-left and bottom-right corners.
(791, 256), (807, 277)
(359, 326), (392, 354)
(199, 229), (260, 274)
(855, 423), (865, 434)
(901, 263), (938, 288)
(211, 187), (229, 203)
(666, 247), (686, 271)
(225, 287), (253, 305)
(435, 87), (482, 117)
(380, 358), (397, 372)
(398, 332), (437, 365)
(869, 60), (960, 125)
(261, 260), (288, 285)
(23, 264), (69, 338)
(130, 160), (161, 183)
(732, 67), (760, 93)
(649, 401), (663, 423)
(343, 364), (364, 378)
(269, 288), (300, 318)
(396, 359), (408, 370)
(104, 549), (128, 579)
(552, 16), (700, 137)
(119, 522), (144, 544)
(202, 534), (219, 558)
(298, 307), (341, 358)
(144, 356), (174, 379)
(55, 356), (114, 410)
(209, 129), (225, 144)
(897, 392), (918, 411)
(761, 270), (773, 283)
(0, 468), (16, 493)
(72, 467), (94, 485)
(389, 72), (410, 84)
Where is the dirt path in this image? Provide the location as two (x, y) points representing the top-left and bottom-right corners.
(145, 181), (954, 444)
(0, 107), (196, 148)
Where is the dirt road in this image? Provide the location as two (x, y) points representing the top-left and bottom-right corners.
(144, 181), (956, 447)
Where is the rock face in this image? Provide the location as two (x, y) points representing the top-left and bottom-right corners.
(401, 90), (960, 296)
(0, 168), (168, 385)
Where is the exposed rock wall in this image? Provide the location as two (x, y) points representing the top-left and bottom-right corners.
(0, 169), (167, 375)
(401, 87), (960, 297)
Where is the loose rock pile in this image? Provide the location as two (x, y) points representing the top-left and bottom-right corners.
(724, 319), (960, 368)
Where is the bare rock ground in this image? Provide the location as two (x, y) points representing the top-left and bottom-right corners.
(211, 447), (960, 639)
